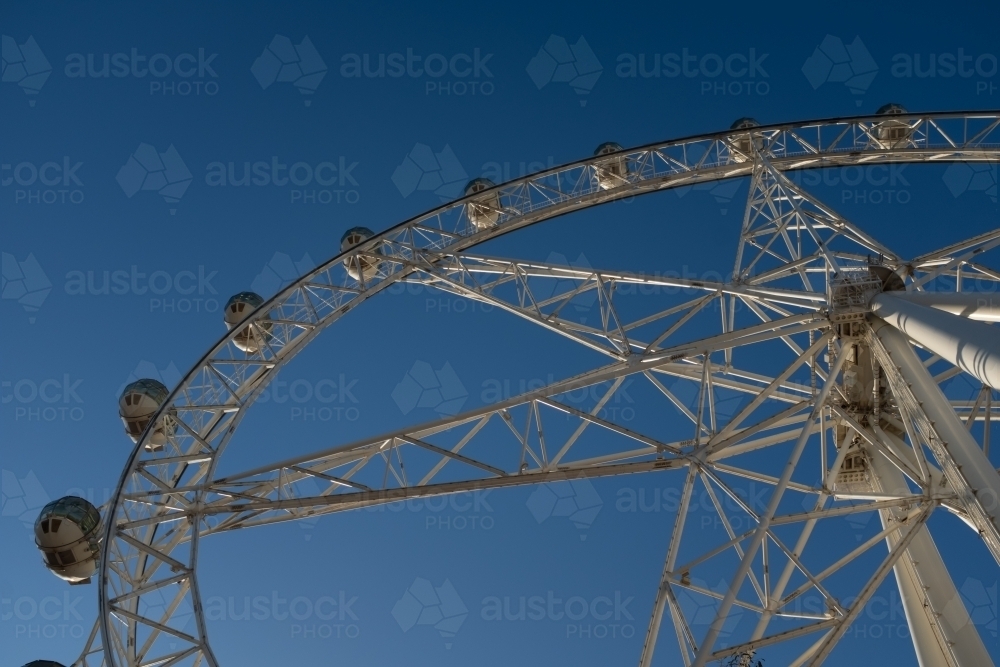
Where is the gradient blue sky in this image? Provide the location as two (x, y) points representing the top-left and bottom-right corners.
(2, 1), (999, 665)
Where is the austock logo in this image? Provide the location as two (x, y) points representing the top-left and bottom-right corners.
(204, 155), (360, 204)
(531, 252), (598, 322)
(527, 35), (602, 106)
(365, 490), (495, 532)
(63, 264), (220, 314)
(890, 49), (998, 94)
(339, 46), (494, 97)
(64, 47), (219, 96)
(526, 478), (604, 540)
(943, 162), (997, 202)
(203, 590), (359, 639)
(786, 164), (912, 206)
(617, 481), (779, 536)
(675, 179), (744, 215)
(116, 143), (192, 213)
(0, 469), (50, 528)
(1, 35), (51, 105)
(959, 577), (998, 636)
(137, 587), (194, 648)
(2, 157), (85, 205)
(392, 143), (468, 200)
(257, 374), (360, 423)
(116, 360), (182, 399)
(392, 361), (468, 417)
(392, 578), (467, 648)
(252, 35), (327, 105)
(801, 35), (878, 106)
(666, 377), (745, 424)
(670, 140), (745, 214)
(1, 252), (51, 323)
(250, 251), (315, 297)
(676, 578), (743, 640)
(2, 373), (85, 423)
(480, 590), (635, 639)
(481, 375), (635, 424)
(1, 588), (87, 641)
(2, 470), (114, 528)
(480, 155), (557, 183)
(616, 47), (770, 97)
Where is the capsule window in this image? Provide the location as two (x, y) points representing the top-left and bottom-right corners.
(41, 519), (49, 533)
(50, 519), (61, 532)
(237, 303), (245, 312)
(58, 549), (76, 565)
(45, 551), (60, 567)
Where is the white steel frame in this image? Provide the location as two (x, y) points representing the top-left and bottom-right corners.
(66, 111), (1000, 667)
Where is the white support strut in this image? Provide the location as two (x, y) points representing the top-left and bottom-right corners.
(884, 291), (1000, 323)
(871, 292), (1000, 390)
(871, 318), (1000, 562)
(868, 446), (992, 667)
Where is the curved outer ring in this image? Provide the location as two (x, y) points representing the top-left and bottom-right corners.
(98, 110), (1000, 666)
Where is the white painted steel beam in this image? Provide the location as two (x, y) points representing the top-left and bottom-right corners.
(871, 319), (1000, 562)
(869, 445), (992, 667)
(871, 293), (1000, 390)
(886, 291), (1000, 322)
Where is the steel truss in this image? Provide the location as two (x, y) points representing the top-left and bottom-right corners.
(74, 111), (1000, 667)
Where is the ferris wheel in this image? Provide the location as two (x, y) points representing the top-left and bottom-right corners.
(27, 107), (1000, 667)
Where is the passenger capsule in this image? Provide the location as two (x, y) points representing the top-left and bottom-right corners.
(874, 103), (912, 148)
(341, 227), (382, 281)
(35, 496), (102, 585)
(119, 378), (173, 451)
(593, 142), (629, 190)
(22, 662), (68, 667)
(224, 291), (271, 353)
(464, 178), (501, 230)
(729, 118), (763, 162)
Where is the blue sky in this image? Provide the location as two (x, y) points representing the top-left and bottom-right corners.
(2, 1), (999, 665)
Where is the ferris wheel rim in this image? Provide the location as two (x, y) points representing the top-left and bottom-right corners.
(93, 110), (1000, 667)
(114, 108), (1000, 470)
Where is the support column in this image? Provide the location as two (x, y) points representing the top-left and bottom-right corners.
(883, 291), (1000, 322)
(868, 444), (992, 667)
(870, 318), (1000, 562)
(871, 293), (1000, 390)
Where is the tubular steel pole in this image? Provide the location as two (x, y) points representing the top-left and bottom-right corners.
(871, 318), (1000, 562)
(868, 446), (993, 667)
(883, 291), (1000, 322)
(871, 293), (1000, 390)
